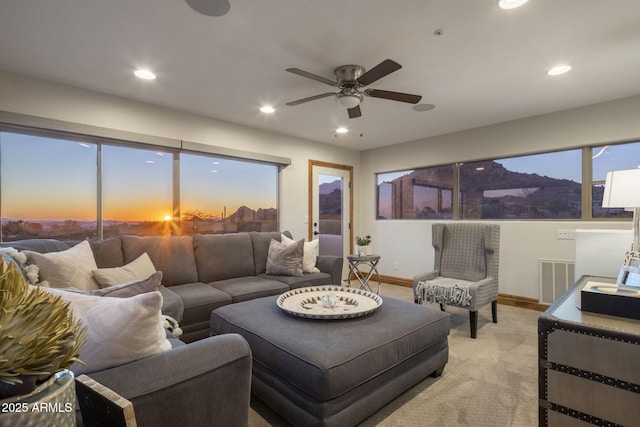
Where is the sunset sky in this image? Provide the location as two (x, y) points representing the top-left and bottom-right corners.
(1, 132), (277, 222)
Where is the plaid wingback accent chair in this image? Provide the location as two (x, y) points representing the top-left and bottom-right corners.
(413, 223), (501, 338)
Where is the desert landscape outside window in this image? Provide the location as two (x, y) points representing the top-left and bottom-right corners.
(0, 130), (279, 241)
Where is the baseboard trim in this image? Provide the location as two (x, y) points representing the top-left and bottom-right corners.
(377, 275), (547, 312)
(497, 294), (547, 312)
(379, 274), (411, 287)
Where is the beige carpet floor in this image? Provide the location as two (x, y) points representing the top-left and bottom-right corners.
(249, 284), (540, 427)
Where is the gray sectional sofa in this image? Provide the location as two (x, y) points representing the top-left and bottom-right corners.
(1, 231), (343, 426)
(6, 230), (342, 342)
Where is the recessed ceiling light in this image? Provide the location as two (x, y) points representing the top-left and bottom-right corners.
(211, 169), (218, 173)
(547, 65), (572, 76)
(212, 161), (220, 165)
(336, 127), (349, 134)
(134, 69), (156, 80)
(260, 106), (275, 114)
(146, 160), (154, 164)
(498, 0), (529, 9)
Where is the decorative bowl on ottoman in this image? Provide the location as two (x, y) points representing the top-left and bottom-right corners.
(276, 286), (383, 320)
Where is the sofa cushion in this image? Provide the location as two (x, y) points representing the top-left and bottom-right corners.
(265, 238), (304, 277)
(194, 233), (255, 282)
(250, 231), (292, 274)
(89, 237), (123, 268)
(92, 253), (156, 287)
(121, 236), (197, 286)
(0, 247), (36, 284)
(262, 271), (332, 289)
(1, 239), (71, 254)
(282, 234), (320, 273)
(168, 282), (232, 327)
(158, 285), (185, 323)
(24, 240), (100, 290)
(42, 287), (171, 375)
(211, 276), (289, 303)
(81, 271), (163, 297)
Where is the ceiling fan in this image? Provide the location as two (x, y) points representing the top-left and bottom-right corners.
(285, 59), (422, 119)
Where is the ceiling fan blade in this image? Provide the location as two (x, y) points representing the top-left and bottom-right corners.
(285, 92), (336, 106)
(347, 105), (362, 119)
(286, 68), (337, 86)
(365, 89), (422, 104)
(356, 59), (402, 86)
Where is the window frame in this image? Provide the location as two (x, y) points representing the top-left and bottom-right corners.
(0, 114), (286, 241)
(375, 141), (639, 222)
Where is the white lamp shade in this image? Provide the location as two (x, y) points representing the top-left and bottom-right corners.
(602, 169), (640, 208)
(337, 94), (361, 109)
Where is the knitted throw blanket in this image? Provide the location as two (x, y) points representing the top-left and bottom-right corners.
(416, 278), (472, 309)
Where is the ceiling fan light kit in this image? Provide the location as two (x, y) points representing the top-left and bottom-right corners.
(547, 65), (572, 76)
(498, 0), (529, 10)
(285, 59), (424, 119)
(186, 0), (231, 16)
(337, 93), (363, 109)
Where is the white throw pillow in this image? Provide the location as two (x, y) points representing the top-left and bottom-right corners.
(92, 253), (156, 288)
(41, 286), (171, 375)
(282, 234), (320, 273)
(24, 240), (99, 290)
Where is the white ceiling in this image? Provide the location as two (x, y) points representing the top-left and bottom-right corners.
(1, 0), (640, 151)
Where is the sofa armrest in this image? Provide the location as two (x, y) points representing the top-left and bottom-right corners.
(86, 334), (252, 427)
(316, 255), (344, 285)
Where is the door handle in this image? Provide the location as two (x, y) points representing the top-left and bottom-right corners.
(313, 231), (319, 235)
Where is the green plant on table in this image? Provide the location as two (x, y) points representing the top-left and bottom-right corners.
(0, 259), (86, 398)
(355, 235), (372, 246)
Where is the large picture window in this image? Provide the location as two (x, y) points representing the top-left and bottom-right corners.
(377, 165), (454, 219)
(0, 128), (280, 241)
(180, 153), (278, 235)
(460, 151), (582, 220)
(377, 149), (589, 221)
(591, 142), (640, 219)
(102, 145), (174, 238)
(1, 132), (97, 241)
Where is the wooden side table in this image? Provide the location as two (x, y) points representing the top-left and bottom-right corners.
(346, 254), (381, 294)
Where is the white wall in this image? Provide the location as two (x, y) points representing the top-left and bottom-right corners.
(0, 69), (361, 241)
(360, 95), (640, 300)
(2, 69), (639, 301)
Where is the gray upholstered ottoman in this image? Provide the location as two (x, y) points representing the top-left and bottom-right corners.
(210, 295), (450, 427)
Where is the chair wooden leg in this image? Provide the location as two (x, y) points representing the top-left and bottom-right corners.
(469, 311), (478, 339)
(492, 300), (498, 323)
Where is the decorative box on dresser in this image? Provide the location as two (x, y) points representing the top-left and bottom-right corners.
(538, 275), (640, 427)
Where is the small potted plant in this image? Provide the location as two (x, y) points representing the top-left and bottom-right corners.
(0, 259), (86, 424)
(355, 235), (372, 256)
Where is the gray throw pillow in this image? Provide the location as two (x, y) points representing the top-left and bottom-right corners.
(265, 238), (304, 277)
(84, 271), (163, 297)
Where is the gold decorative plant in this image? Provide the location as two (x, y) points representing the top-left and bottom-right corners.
(0, 259), (86, 398)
